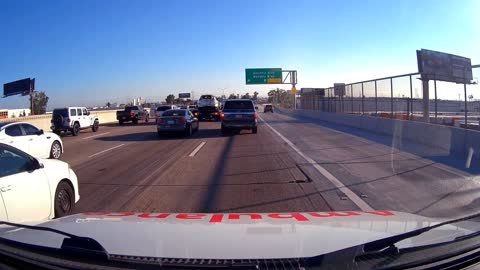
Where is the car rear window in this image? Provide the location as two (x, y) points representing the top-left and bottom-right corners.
(223, 101), (254, 110)
(266, 105), (273, 108)
(53, 109), (69, 117)
(125, 106), (141, 111)
(162, 110), (185, 117)
(200, 95), (212, 99)
(157, 106), (171, 111)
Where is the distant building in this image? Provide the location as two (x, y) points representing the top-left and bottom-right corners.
(0, 108), (31, 119)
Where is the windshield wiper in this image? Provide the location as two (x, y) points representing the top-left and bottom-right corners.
(0, 221), (109, 259)
(363, 212), (480, 254)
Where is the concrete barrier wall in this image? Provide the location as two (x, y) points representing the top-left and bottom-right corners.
(275, 107), (480, 159)
(0, 110), (121, 131)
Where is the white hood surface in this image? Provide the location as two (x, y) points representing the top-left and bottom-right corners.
(0, 211), (477, 260)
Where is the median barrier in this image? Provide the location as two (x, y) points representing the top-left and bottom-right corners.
(0, 110), (120, 131)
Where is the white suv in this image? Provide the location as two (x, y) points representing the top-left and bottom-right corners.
(51, 107), (99, 136)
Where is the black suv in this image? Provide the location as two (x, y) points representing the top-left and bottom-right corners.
(221, 99), (257, 134)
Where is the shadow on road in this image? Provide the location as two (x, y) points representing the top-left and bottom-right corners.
(94, 128), (235, 142)
(199, 135), (235, 212)
(101, 122), (156, 127)
(95, 132), (159, 142)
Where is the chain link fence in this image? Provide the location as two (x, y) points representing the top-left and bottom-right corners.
(300, 66), (480, 129)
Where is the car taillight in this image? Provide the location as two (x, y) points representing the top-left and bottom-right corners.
(220, 112), (225, 119)
(253, 113), (257, 119)
(177, 118), (187, 124)
(214, 112), (219, 115)
(194, 112), (199, 116)
(130, 112), (134, 117)
(157, 118), (164, 124)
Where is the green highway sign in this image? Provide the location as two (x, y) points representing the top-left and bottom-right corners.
(245, 68), (282, 84)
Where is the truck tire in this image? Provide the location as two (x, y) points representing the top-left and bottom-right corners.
(72, 123), (80, 136)
(185, 124), (193, 136)
(252, 127), (258, 134)
(92, 121), (99, 132)
(133, 118), (138, 125)
(53, 114), (64, 129)
(119, 120), (124, 125)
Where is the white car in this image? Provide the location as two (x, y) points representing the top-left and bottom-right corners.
(0, 143), (80, 223)
(0, 122), (64, 159)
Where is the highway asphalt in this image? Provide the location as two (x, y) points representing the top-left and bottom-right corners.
(59, 108), (480, 219)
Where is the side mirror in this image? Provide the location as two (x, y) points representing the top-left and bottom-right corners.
(255, 106), (258, 110)
(37, 129), (44, 135)
(29, 158), (44, 171)
(86, 111), (90, 115)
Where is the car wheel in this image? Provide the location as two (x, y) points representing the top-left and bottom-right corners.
(92, 121), (99, 132)
(221, 125), (228, 135)
(72, 123), (80, 136)
(54, 182), (74, 218)
(185, 124), (193, 136)
(133, 118), (139, 125)
(119, 120), (123, 125)
(252, 127), (258, 134)
(50, 141), (62, 159)
(157, 131), (162, 138)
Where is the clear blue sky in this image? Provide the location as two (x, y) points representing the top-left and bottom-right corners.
(0, 0), (478, 109)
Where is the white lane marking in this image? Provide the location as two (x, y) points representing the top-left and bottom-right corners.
(88, 144), (125, 158)
(82, 132), (110, 140)
(259, 115), (374, 211)
(189, 142), (206, 157)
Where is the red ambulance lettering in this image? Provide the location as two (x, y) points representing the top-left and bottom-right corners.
(268, 213), (309, 221)
(363, 211), (394, 216)
(138, 213), (170, 219)
(228, 214), (262, 220)
(176, 214), (207, 219)
(209, 214), (224, 223)
(309, 212), (360, 218)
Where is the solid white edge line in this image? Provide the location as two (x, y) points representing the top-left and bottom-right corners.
(82, 132), (110, 140)
(258, 115), (374, 211)
(88, 144), (125, 158)
(189, 142), (206, 157)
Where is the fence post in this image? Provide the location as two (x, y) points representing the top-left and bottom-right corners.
(464, 69), (468, 127)
(390, 78), (394, 118)
(361, 83), (364, 115)
(409, 75), (413, 120)
(350, 85), (353, 114)
(434, 77), (437, 123)
(375, 80), (378, 116)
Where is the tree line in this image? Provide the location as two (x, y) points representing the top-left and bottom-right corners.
(268, 88), (295, 108)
